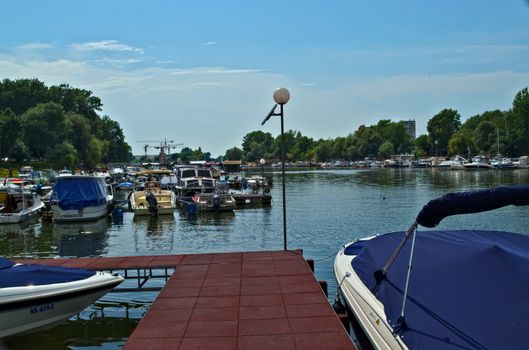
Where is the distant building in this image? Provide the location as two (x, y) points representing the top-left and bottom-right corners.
(400, 119), (416, 140)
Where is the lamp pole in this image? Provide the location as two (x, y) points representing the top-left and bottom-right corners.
(261, 87), (290, 251)
(260, 158), (265, 178)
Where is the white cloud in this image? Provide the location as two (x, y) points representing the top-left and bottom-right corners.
(71, 40), (144, 54)
(1, 54), (527, 155)
(200, 41), (216, 46)
(16, 42), (54, 50)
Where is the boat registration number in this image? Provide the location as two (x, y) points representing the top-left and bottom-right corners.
(30, 303), (55, 314)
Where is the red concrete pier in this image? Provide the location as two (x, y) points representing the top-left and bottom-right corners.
(17, 251), (355, 350)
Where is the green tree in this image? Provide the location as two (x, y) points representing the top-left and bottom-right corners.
(0, 108), (22, 160)
(473, 121), (499, 155)
(0, 79), (48, 115)
(48, 142), (78, 169)
(224, 147), (243, 160)
(242, 131), (274, 162)
(21, 102), (71, 159)
(427, 109), (461, 157)
(378, 141), (395, 159)
(415, 134), (431, 156)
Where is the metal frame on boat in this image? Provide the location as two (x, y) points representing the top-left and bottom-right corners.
(335, 184), (529, 350)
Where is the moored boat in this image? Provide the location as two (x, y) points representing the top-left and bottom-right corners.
(129, 180), (176, 216)
(191, 192), (236, 212)
(0, 257), (123, 337)
(50, 175), (113, 222)
(463, 155), (492, 169)
(334, 184), (529, 350)
(0, 189), (44, 224)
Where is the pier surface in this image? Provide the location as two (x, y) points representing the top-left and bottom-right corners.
(17, 251), (355, 350)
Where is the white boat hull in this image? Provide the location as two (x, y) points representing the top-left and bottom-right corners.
(0, 271), (123, 338)
(0, 203), (44, 224)
(334, 240), (407, 350)
(52, 203), (109, 222)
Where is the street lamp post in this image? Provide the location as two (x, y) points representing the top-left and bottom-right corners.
(259, 158), (265, 178)
(262, 87), (290, 251)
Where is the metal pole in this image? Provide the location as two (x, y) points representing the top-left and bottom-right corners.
(400, 226), (418, 321)
(280, 104), (287, 251)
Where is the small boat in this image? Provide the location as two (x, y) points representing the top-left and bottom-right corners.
(334, 184), (529, 350)
(0, 257), (123, 337)
(434, 155), (467, 169)
(463, 155), (493, 169)
(129, 180), (176, 216)
(0, 189), (44, 224)
(191, 192), (236, 212)
(491, 156), (515, 169)
(50, 175), (113, 222)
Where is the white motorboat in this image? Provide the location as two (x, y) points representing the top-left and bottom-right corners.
(463, 155), (492, 169)
(129, 179), (176, 216)
(0, 190), (44, 224)
(0, 257), (123, 337)
(335, 184), (529, 350)
(50, 175), (113, 222)
(434, 155), (467, 169)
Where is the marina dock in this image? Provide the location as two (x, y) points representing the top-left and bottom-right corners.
(16, 251), (355, 350)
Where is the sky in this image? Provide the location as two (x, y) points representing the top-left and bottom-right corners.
(1, 1), (529, 157)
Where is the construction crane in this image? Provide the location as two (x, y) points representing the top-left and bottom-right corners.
(136, 139), (183, 163)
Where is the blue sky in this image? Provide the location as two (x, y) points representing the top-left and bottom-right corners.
(2, 1), (529, 156)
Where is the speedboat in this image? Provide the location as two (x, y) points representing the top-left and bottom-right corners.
(0, 257), (123, 337)
(334, 184), (529, 350)
(463, 156), (493, 169)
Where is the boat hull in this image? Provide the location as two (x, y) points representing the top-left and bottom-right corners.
(0, 272), (123, 338)
(52, 203), (109, 222)
(334, 240), (407, 350)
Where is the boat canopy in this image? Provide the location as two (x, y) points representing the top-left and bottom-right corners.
(0, 257), (95, 288)
(350, 230), (529, 350)
(416, 184), (529, 228)
(53, 177), (107, 210)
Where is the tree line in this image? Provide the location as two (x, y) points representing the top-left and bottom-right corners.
(2, 78), (528, 168)
(222, 87), (529, 163)
(0, 78), (132, 169)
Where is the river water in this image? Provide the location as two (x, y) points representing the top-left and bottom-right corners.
(1, 168), (528, 349)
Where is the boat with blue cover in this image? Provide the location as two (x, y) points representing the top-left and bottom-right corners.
(0, 257), (123, 337)
(334, 184), (529, 350)
(50, 175), (113, 222)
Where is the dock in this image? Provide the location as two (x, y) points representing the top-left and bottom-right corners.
(16, 251), (355, 350)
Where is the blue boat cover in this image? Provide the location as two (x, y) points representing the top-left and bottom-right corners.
(52, 177), (107, 210)
(0, 257), (15, 270)
(416, 184), (529, 227)
(351, 230), (529, 350)
(0, 258), (95, 288)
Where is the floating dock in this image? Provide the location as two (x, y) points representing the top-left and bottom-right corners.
(17, 251), (355, 350)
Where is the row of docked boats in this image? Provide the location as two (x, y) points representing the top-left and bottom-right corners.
(127, 165), (242, 216)
(385, 154), (520, 169)
(0, 174), (123, 337)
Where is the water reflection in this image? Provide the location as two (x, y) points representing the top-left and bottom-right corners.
(2, 168), (528, 349)
(48, 217), (111, 257)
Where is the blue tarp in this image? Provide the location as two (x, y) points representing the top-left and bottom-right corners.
(0, 258), (95, 287)
(416, 184), (529, 228)
(351, 230), (529, 350)
(52, 177), (107, 210)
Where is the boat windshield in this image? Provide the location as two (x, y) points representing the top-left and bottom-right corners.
(197, 169), (211, 177)
(181, 169), (196, 178)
